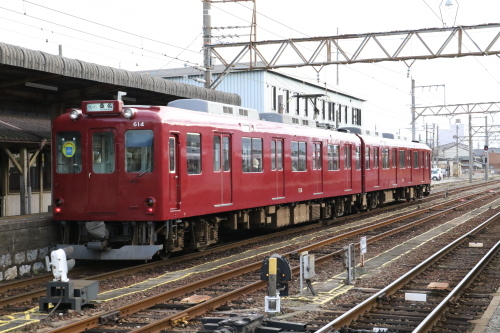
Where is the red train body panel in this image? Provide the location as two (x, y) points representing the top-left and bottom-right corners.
(52, 99), (431, 260)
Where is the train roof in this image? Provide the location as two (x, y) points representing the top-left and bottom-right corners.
(167, 99), (260, 120)
(161, 104), (359, 142)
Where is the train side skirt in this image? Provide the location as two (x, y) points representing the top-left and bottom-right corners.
(56, 245), (163, 260)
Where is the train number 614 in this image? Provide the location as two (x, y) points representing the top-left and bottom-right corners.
(133, 122), (145, 127)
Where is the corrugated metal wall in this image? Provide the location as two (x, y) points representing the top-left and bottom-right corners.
(167, 71), (265, 111)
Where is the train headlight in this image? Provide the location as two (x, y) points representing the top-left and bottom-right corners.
(69, 109), (82, 121)
(145, 198), (155, 214)
(123, 108), (137, 119)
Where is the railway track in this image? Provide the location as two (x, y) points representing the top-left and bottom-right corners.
(0, 179), (494, 308)
(31, 183), (499, 332)
(315, 212), (500, 333)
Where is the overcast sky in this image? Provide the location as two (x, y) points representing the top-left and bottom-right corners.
(1, 0), (500, 141)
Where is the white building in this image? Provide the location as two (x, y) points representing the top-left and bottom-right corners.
(138, 64), (365, 130)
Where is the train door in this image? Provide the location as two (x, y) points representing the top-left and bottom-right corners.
(373, 147), (380, 186)
(421, 151), (426, 180)
(169, 134), (180, 211)
(406, 150), (415, 183)
(271, 138), (285, 199)
(344, 144), (353, 190)
(392, 148), (398, 185)
(313, 142), (324, 194)
(88, 129), (118, 213)
(214, 133), (232, 206)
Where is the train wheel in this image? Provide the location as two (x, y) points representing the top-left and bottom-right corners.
(196, 246), (207, 252)
(159, 250), (171, 260)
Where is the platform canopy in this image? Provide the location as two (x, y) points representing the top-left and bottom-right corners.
(0, 42), (241, 112)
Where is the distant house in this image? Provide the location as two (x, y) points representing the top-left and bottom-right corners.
(435, 142), (469, 160)
(434, 143), (499, 175)
(138, 64), (366, 131)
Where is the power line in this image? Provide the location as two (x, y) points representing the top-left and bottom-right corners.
(0, 14), (196, 69)
(22, 1), (201, 55)
(0, 5), (202, 68)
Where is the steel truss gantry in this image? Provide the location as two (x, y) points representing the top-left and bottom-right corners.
(415, 101), (500, 121)
(208, 23), (500, 88)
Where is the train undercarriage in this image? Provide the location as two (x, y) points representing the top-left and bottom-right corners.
(57, 184), (430, 260)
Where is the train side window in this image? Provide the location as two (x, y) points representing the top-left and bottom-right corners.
(382, 148), (389, 169)
(313, 143), (322, 170)
(327, 144), (340, 171)
(252, 138), (263, 172)
(271, 139), (284, 171)
(214, 136), (221, 171)
(242, 137), (262, 173)
(344, 145), (352, 169)
(365, 146), (370, 169)
(414, 151), (419, 169)
(291, 141), (306, 171)
(399, 150), (406, 169)
(55, 131), (82, 174)
(126, 130), (154, 173)
(392, 148), (397, 168)
(271, 141), (277, 170)
(187, 133), (201, 174)
(169, 137), (175, 173)
(223, 136), (230, 171)
(355, 146), (360, 170)
(374, 147), (379, 169)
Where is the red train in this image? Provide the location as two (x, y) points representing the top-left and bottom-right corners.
(52, 96), (431, 260)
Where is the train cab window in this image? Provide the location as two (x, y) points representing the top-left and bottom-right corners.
(291, 141), (306, 171)
(365, 146), (370, 169)
(374, 147), (379, 169)
(414, 151), (419, 168)
(125, 130), (154, 173)
(242, 137), (262, 172)
(93, 131), (115, 174)
(55, 131), (82, 174)
(382, 148), (389, 169)
(355, 146), (361, 170)
(328, 144), (340, 171)
(187, 133), (201, 174)
(344, 145), (352, 169)
(399, 150), (406, 169)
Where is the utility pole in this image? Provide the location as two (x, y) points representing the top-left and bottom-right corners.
(469, 111), (473, 183)
(203, 1), (212, 88)
(336, 27), (339, 86)
(455, 124), (459, 177)
(436, 125), (439, 167)
(485, 116), (489, 181)
(411, 78), (416, 141)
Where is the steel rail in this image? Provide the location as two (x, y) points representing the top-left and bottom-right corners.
(2, 180), (489, 307)
(314, 211), (500, 333)
(45, 190), (497, 333)
(130, 192), (499, 333)
(412, 241), (500, 332)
